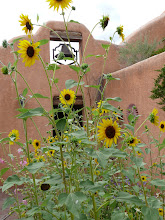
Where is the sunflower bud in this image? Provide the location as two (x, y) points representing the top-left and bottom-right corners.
(81, 63), (88, 70)
(100, 15), (110, 30)
(28, 139), (32, 144)
(57, 51), (65, 60)
(1, 66), (8, 75)
(2, 40), (8, 48)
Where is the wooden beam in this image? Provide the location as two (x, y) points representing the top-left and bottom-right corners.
(50, 31), (82, 42)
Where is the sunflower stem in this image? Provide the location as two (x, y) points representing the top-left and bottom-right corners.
(60, 144), (68, 193)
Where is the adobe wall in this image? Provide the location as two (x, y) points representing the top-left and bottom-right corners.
(105, 51), (165, 165)
(124, 11), (165, 47)
(0, 21), (121, 182)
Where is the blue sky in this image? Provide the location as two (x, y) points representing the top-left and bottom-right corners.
(0, 0), (165, 44)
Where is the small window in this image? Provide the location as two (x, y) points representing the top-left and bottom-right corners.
(50, 30), (82, 65)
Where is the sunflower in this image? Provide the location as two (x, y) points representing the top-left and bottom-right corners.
(97, 118), (121, 148)
(32, 139), (41, 150)
(59, 89), (75, 106)
(136, 151), (142, 156)
(47, 149), (55, 157)
(40, 183), (50, 191)
(158, 208), (164, 216)
(8, 129), (19, 145)
(97, 100), (109, 115)
(127, 136), (138, 147)
(46, 0), (72, 11)
(100, 15), (110, 30)
(116, 25), (125, 42)
(47, 136), (56, 144)
(94, 170), (100, 176)
(148, 108), (159, 126)
(159, 121), (165, 132)
(141, 176), (147, 182)
(36, 155), (45, 162)
(19, 14), (33, 35)
(17, 40), (40, 67)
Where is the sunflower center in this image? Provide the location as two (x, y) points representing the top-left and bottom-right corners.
(27, 46), (34, 57)
(65, 94), (71, 100)
(57, 0), (62, 1)
(161, 124), (164, 129)
(129, 139), (134, 144)
(36, 142), (39, 147)
(105, 126), (115, 139)
(26, 22), (32, 31)
(41, 183), (50, 191)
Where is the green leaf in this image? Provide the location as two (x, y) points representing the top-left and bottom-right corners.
(31, 93), (49, 99)
(106, 97), (122, 102)
(41, 195), (53, 207)
(131, 156), (143, 168)
(37, 14), (39, 22)
(84, 85), (100, 89)
(26, 162), (45, 174)
(111, 212), (126, 220)
(0, 168), (9, 177)
(124, 124), (134, 133)
(65, 79), (78, 89)
(101, 148), (127, 159)
(65, 193), (80, 217)
(56, 118), (66, 131)
(85, 54), (103, 58)
(74, 192), (87, 203)
(145, 148), (151, 154)
(102, 44), (110, 50)
(45, 174), (62, 185)
(96, 150), (108, 168)
(116, 191), (144, 206)
(15, 141), (24, 147)
(18, 107), (44, 119)
(69, 20), (80, 24)
(80, 179), (94, 187)
(13, 37), (23, 44)
(58, 193), (68, 205)
(38, 39), (49, 46)
(69, 130), (86, 139)
(53, 78), (59, 84)
(2, 175), (24, 192)
(46, 64), (60, 71)
(141, 206), (159, 220)
(0, 137), (10, 143)
(2, 197), (16, 210)
(102, 103), (122, 114)
(26, 207), (41, 216)
(147, 196), (162, 208)
(22, 88), (28, 97)
(151, 179), (165, 187)
(75, 214), (87, 220)
(69, 65), (81, 73)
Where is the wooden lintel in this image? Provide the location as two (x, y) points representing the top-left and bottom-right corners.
(50, 31), (82, 42)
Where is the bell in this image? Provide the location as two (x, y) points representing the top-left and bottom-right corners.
(61, 44), (74, 58)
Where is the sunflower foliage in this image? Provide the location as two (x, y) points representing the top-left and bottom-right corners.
(0, 1), (165, 220)
(150, 65), (165, 111)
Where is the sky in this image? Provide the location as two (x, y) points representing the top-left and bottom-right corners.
(0, 0), (165, 45)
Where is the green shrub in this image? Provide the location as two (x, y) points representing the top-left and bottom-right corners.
(150, 65), (165, 111)
(118, 36), (158, 67)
